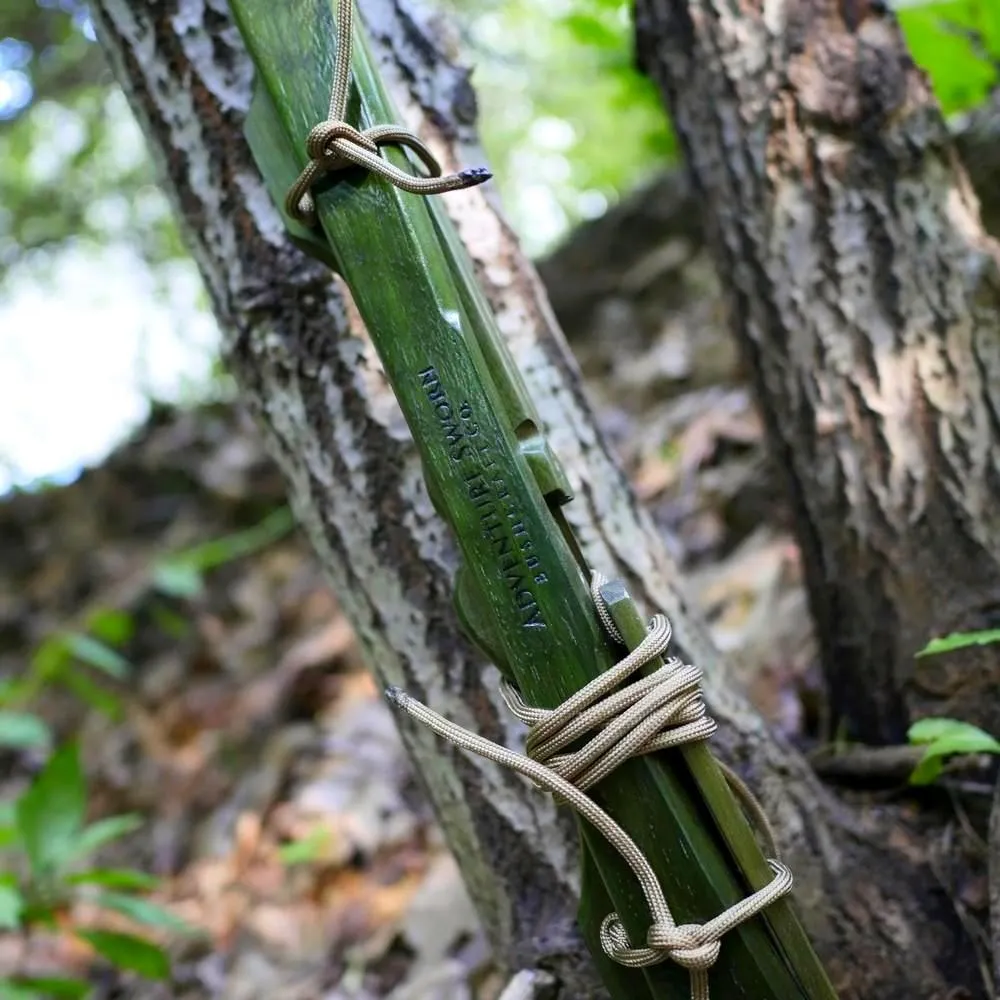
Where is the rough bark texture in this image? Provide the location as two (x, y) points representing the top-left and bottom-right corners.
(635, 0), (1000, 747)
(537, 95), (1000, 572)
(540, 89), (1000, 348)
(92, 1), (984, 996)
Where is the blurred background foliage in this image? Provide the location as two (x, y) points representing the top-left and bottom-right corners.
(0, 0), (997, 490)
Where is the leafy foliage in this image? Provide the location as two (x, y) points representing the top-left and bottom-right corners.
(0, 502), (296, 993)
(907, 716), (1000, 784)
(0, 0), (98, 120)
(0, 2), (184, 281)
(916, 627), (1000, 656)
(152, 505), (295, 598)
(0, 710), (50, 749)
(0, 882), (24, 930)
(2, 980), (91, 999)
(2, 621), (133, 722)
(278, 825), (334, 866)
(16, 742), (87, 876)
(908, 623), (1000, 782)
(442, 0), (673, 251)
(897, 0), (999, 115)
(75, 931), (171, 980)
(0, 740), (188, 996)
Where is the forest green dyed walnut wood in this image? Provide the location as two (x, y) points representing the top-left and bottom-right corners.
(227, 1), (837, 996)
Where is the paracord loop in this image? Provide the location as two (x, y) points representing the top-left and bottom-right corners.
(284, 0), (490, 226)
(387, 573), (794, 1000)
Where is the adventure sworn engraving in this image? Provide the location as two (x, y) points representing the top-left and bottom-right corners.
(418, 366), (548, 628)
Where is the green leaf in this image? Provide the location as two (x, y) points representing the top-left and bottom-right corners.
(906, 716), (977, 744)
(16, 743), (86, 876)
(917, 628), (1000, 657)
(909, 753), (946, 785)
(93, 891), (190, 932)
(64, 634), (130, 679)
(18, 902), (59, 930)
(0, 981), (44, 1000)
(4, 979), (90, 999)
(76, 930), (170, 980)
(85, 609), (135, 647)
(926, 725), (1000, 755)
(907, 717), (1000, 784)
(0, 679), (24, 705)
(561, 12), (622, 50)
(151, 561), (204, 599)
(0, 712), (51, 750)
(278, 826), (331, 865)
(59, 671), (122, 720)
(30, 635), (72, 679)
(0, 884), (24, 930)
(68, 814), (144, 862)
(0, 802), (18, 849)
(149, 603), (191, 639)
(898, 0), (999, 115)
(67, 868), (160, 891)
(907, 717), (1000, 752)
(152, 510), (295, 599)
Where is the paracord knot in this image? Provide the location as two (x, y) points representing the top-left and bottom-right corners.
(599, 914), (721, 972)
(388, 571), (797, 1000)
(305, 120), (377, 164)
(284, 0), (490, 226)
(648, 922), (721, 971)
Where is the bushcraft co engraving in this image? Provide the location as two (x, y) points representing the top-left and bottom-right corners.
(418, 366), (548, 628)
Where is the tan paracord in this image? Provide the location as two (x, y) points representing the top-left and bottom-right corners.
(388, 572), (793, 1000)
(285, 0), (490, 226)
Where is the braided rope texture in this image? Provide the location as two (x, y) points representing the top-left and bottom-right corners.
(285, 0), (490, 226)
(388, 572), (792, 1000)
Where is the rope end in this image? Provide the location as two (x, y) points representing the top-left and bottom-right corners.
(459, 166), (492, 187)
(384, 686), (410, 710)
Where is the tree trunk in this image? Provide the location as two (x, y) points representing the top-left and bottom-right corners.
(92, 1), (985, 996)
(635, 0), (1000, 746)
(541, 91), (1000, 353)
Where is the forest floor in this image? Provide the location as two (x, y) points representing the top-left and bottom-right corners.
(0, 302), (819, 998)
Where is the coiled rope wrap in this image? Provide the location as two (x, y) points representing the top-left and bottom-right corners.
(388, 572), (792, 1000)
(285, 0), (490, 227)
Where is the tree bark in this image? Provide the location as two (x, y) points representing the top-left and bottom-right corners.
(541, 90), (1000, 355)
(92, 1), (985, 996)
(635, 0), (1000, 747)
